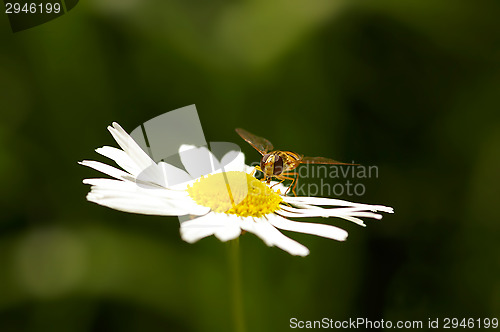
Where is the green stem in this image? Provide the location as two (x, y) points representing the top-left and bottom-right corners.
(228, 238), (245, 332)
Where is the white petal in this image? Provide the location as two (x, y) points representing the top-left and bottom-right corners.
(239, 218), (309, 256)
(181, 227), (218, 243)
(335, 215), (367, 227)
(214, 218), (241, 241)
(96, 146), (141, 176)
(105, 123), (168, 186)
(108, 122), (157, 171)
(134, 163), (169, 188)
(277, 205), (375, 226)
(179, 145), (221, 178)
(179, 215), (219, 243)
(82, 178), (180, 196)
(79, 160), (133, 181)
(276, 207), (367, 226)
(87, 194), (189, 216)
(158, 162), (193, 188)
(220, 151), (246, 172)
(268, 214), (348, 241)
(173, 198), (212, 216)
(81, 159), (168, 190)
(180, 213), (240, 243)
(284, 196), (394, 214)
(83, 178), (209, 216)
(83, 178), (142, 189)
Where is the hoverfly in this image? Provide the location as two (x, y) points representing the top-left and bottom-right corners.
(235, 128), (357, 196)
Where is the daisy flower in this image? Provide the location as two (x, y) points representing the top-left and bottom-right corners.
(80, 123), (394, 256)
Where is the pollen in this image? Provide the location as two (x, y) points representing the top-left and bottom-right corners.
(186, 171), (283, 218)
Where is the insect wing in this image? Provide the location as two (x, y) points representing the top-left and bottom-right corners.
(235, 128), (274, 155)
(301, 156), (357, 165)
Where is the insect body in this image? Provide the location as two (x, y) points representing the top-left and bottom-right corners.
(235, 128), (356, 196)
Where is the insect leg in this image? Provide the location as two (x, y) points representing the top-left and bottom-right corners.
(252, 165), (263, 176)
(274, 172), (299, 196)
(271, 172), (299, 197)
(252, 165), (268, 183)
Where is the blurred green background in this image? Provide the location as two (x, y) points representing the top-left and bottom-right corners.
(1, 0), (499, 331)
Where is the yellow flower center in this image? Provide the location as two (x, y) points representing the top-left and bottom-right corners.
(186, 171), (283, 218)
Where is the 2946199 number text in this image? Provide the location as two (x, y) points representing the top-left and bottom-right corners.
(5, 2), (61, 14)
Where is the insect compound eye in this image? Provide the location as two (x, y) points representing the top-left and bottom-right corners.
(273, 155), (284, 175)
(260, 154), (271, 172)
